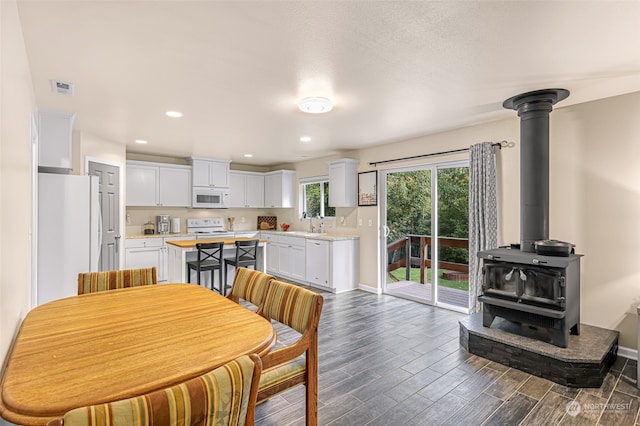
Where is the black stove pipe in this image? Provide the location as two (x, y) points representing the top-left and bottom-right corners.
(503, 89), (569, 253)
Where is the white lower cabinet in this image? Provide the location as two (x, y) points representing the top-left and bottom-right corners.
(125, 238), (164, 279)
(264, 232), (359, 293)
(267, 235), (306, 282)
(126, 236), (194, 282)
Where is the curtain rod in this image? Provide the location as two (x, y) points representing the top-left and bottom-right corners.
(368, 140), (510, 167)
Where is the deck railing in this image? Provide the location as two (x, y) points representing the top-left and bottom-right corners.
(387, 234), (469, 283)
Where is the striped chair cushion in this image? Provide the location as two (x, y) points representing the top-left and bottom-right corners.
(260, 281), (316, 334)
(60, 355), (258, 426)
(228, 268), (274, 307)
(77, 267), (157, 295)
(258, 357), (306, 393)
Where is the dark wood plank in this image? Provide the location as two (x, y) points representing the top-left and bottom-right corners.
(520, 391), (572, 425)
(441, 392), (503, 425)
(596, 390), (639, 426)
(484, 392), (538, 426)
(518, 375), (554, 400)
(485, 368), (531, 400)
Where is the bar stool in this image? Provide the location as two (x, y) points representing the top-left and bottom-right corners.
(224, 239), (259, 295)
(186, 242), (224, 293)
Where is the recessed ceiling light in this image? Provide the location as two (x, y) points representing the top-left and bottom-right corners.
(300, 136), (312, 142)
(243, 154), (253, 158)
(135, 139), (148, 144)
(165, 111), (183, 118)
(298, 97), (333, 114)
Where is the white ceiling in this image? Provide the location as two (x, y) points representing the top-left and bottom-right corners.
(16, 1), (640, 166)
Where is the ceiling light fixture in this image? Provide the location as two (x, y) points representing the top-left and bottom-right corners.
(165, 111), (183, 118)
(135, 139), (148, 144)
(243, 154), (253, 158)
(298, 97), (333, 114)
(300, 136), (312, 142)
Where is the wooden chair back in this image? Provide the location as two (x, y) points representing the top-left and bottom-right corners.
(256, 280), (323, 426)
(226, 267), (274, 309)
(77, 267), (157, 295)
(46, 354), (262, 426)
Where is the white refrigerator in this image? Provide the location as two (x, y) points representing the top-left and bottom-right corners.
(37, 173), (101, 305)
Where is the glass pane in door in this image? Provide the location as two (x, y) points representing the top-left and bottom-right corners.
(436, 166), (470, 309)
(385, 169), (433, 303)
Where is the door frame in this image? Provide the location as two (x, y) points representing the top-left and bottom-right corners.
(379, 158), (469, 312)
(85, 157), (125, 270)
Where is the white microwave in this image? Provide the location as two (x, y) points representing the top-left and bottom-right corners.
(192, 187), (229, 208)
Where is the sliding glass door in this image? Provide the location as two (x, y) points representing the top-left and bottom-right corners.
(381, 160), (469, 312)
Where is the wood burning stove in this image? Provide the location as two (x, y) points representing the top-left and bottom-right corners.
(478, 248), (581, 347)
(479, 88), (582, 348)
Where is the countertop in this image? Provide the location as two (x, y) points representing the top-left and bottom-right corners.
(260, 230), (359, 241)
(126, 232), (197, 239)
(125, 230), (357, 241)
(165, 237), (266, 248)
(126, 231), (260, 239)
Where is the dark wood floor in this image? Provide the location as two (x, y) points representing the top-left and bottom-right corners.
(255, 288), (640, 426)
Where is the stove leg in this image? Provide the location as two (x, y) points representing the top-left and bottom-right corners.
(482, 308), (495, 328)
(549, 328), (569, 348)
(571, 323), (580, 336)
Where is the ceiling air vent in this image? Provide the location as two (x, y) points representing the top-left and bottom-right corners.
(51, 80), (74, 96)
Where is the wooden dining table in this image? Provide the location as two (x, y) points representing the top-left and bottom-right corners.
(0, 284), (276, 426)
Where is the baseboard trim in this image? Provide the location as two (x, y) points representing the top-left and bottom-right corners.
(358, 284), (382, 294)
(617, 345), (637, 360)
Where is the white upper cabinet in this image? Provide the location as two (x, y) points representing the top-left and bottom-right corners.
(126, 163), (158, 206)
(328, 159), (359, 207)
(190, 157), (230, 187)
(158, 166), (191, 206)
(126, 161), (191, 207)
(229, 171), (265, 208)
(264, 170), (295, 208)
(38, 109), (76, 172)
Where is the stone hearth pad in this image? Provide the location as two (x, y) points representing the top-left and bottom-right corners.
(460, 313), (619, 388)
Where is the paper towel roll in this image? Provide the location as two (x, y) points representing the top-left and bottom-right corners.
(171, 218), (181, 233)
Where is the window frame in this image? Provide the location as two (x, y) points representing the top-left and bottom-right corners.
(299, 176), (335, 219)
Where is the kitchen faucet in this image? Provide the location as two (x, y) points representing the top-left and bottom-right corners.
(302, 212), (315, 232)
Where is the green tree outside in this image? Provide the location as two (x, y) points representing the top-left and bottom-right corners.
(386, 166), (469, 289)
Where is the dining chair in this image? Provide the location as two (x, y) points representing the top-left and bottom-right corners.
(224, 239), (259, 295)
(46, 354), (262, 426)
(77, 267), (157, 295)
(255, 280), (324, 426)
(226, 266), (275, 311)
(186, 242), (224, 293)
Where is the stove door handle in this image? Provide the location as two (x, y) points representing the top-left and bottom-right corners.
(504, 268), (515, 281)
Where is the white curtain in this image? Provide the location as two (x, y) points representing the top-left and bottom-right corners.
(468, 142), (498, 313)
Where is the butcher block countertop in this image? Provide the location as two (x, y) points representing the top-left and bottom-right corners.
(165, 237), (266, 248)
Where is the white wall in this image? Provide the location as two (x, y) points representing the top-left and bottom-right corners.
(0, 0), (37, 367)
(552, 93), (640, 348)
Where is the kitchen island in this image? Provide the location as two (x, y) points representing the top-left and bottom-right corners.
(165, 237), (266, 287)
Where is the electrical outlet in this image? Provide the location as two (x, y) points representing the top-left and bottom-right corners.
(358, 218), (363, 226)
(126, 214), (131, 225)
(368, 219), (373, 227)
(241, 217), (245, 223)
